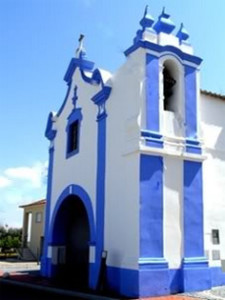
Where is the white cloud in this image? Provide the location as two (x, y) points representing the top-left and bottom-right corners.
(0, 176), (12, 188)
(4, 161), (48, 189)
(0, 161), (48, 227)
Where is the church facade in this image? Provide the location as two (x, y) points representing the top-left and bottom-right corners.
(41, 7), (225, 297)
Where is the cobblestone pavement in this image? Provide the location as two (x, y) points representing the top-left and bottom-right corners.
(184, 286), (225, 299)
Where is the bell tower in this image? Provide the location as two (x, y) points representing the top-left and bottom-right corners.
(125, 6), (210, 296)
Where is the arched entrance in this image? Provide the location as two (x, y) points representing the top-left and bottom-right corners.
(51, 195), (90, 288)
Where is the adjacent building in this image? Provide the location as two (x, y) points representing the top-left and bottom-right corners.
(20, 199), (45, 260)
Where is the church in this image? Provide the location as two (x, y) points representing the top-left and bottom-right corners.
(41, 6), (225, 298)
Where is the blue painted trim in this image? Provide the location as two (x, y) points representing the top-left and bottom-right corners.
(186, 138), (201, 154)
(66, 108), (83, 159)
(183, 161), (205, 258)
(64, 58), (95, 84)
(140, 154), (165, 259)
(139, 257), (168, 269)
(141, 130), (163, 148)
(57, 81), (73, 117)
(93, 107), (107, 288)
(185, 66), (198, 139)
(182, 257), (208, 268)
(125, 40), (202, 66)
(146, 54), (160, 134)
(45, 112), (57, 141)
(41, 146), (55, 277)
(90, 83), (111, 288)
(64, 59), (107, 88)
(92, 86), (111, 120)
(48, 184), (96, 245)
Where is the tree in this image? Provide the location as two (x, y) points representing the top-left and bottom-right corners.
(0, 226), (22, 255)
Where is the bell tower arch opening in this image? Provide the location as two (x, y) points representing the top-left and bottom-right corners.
(163, 59), (179, 113)
(161, 57), (184, 137)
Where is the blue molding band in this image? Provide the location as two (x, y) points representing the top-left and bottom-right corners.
(141, 130), (163, 148)
(186, 138), (201, 154)
(125, 40), (202, 66)
(146, 54), (160, 134)
(139, 257), (168, 269)
(41, 146), (55, 277)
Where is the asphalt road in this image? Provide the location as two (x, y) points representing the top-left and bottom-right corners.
(0, 280), (119, 300)
(0, 281), (75, 300)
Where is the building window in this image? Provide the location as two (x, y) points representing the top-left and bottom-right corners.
(35, 212), (42, 223)
(68, 120), (79, 153)
(66, 108), (82, 158)
(212, 229), (220, 245)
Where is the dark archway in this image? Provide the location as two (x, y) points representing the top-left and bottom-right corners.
(52, 195), (90, 288)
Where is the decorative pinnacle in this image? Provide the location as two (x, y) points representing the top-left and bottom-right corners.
(176, 23), (190, 42)
(139, 5), (154, 29)
(76, 34), (86, 59)
(153, 7), (175, 34)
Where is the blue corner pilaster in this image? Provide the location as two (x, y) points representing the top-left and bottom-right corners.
(91, 86), (111, 289)
(182, 160), (211, 292)
(139, 154), (169, 296)
(41, 145), (55, 277)
(93, 112), (107, 288)
(184, 65), (201, 153)
(146, 54), (160, 132)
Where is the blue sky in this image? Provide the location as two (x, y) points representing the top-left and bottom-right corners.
(0, 0), (225, 227)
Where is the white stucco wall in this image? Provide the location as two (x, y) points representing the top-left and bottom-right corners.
(104, 49), (145, 270)
(164, 156), (183, 268)
(50, 69), (100, 222)
(201, 93), (225, 266)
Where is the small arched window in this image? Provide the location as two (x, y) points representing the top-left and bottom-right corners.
(163, 60), (178, 112)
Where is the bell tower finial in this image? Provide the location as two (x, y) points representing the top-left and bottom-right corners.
(76, 34), (86, 59)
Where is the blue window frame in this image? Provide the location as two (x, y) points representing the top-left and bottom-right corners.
(66, 108), (82, 158)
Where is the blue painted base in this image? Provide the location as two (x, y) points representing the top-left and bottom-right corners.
(40, 259), (225, 297)
(139, 267), (169, 297)
(211, 267), (225, 287)
(106, 266), (139, 298)
(40, 256), (52, 277)
(182, 266), (211, 292)
(169, 269), (183, 293)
